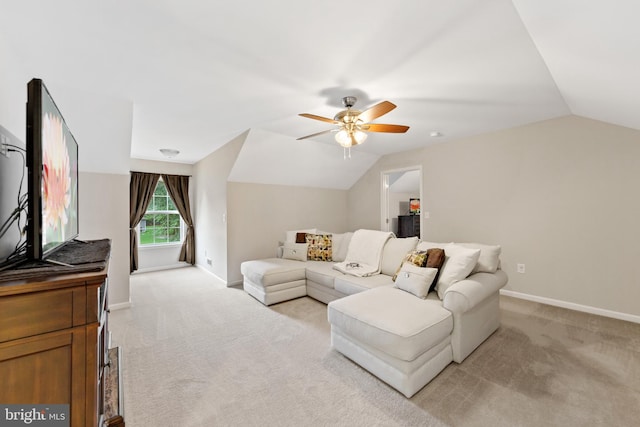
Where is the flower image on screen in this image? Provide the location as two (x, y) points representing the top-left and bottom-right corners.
(40, 89), (78, 252)
(409, 198), (420, 214)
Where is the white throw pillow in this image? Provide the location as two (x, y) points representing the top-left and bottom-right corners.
(331, 232), (353, 262)
(436, 243), (481, 299)
(285, 228), (317, 243)
(394, 263), (438, 299)
(457, 243), (502, 273)
(416, 241), (449, 251)
(282, 242), (308, 261)
(380, 237), (419, 276)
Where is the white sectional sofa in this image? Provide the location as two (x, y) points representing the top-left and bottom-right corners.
(240, 229), (508, 397)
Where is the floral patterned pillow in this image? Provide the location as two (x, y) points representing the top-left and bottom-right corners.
(305, 233), (333, 261)
(406, 250), (429, 267)
(392, 250), (428, 281)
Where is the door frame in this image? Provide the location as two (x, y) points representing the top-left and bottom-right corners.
(380, 165), (423, 237)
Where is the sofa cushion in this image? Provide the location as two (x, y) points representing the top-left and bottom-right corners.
(331, 232), (353, 262)
(285, 228), (317, 243)
(328, 287), (453, 361)
(282, 242), (307, 261)
(306, 233), (333, 261)
(380, 237), (419, 276)
(443, 270), (508, 314)
(457, 243), (502, 274)
(426, 248), (446, 293)
(406, 249), (429, 267)
(305, 261), (344, 289)
(426, 248), (446, 269)
(240, 258), (307, 287)
(392, 249), (428, 281)
(436, 244), (481, 299)
(394, 263), (438, 299)
(334, 273), (394, 295)
(416, 241), (449, 251)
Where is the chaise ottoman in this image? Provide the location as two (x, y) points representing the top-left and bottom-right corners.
(240, 258), (307, 305)
(327, 286), (454, 398)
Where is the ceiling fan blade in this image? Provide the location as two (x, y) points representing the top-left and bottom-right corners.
(299, 113), (340, 124)
(296, 129), (335, 140)
(357, 101), (396, 123)
(364, 123), (410, 133)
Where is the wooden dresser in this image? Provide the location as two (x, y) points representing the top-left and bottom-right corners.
(397, 214), (421, 238)
(0, 257), (124, 426)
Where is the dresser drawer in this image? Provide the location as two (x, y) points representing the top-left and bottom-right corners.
(0, 289), (74, 342)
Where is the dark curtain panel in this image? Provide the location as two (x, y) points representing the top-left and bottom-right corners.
(129, 172), (160, 272)
(162, 174), (195, 265)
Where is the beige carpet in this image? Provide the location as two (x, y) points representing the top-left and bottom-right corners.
(109, 267), (640, 427)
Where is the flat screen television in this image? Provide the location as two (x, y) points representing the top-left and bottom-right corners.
(26, 78), (79, 260)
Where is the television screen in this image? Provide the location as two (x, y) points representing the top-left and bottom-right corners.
(26, 79), (79, 260)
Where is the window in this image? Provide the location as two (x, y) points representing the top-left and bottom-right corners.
(139, 180), (183, 246)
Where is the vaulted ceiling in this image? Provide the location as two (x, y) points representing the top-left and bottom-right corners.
(1, 1), (639, 188)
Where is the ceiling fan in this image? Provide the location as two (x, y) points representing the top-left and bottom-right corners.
(297, 96), (410, 151)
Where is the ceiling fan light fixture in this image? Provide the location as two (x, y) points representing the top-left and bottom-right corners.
(298, 96), (408, 156)
(335, 129), (367, 147)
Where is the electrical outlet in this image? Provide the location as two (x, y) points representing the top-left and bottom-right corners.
(206, 257), (212, 266)
(517, 264), (526, 274)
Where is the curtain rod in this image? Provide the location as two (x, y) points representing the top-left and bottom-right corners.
(130, 171), (192, 177)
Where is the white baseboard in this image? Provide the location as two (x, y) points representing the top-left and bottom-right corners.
(134, 263), (190, 274)
(500, 289), (640, 324)
(195, 264), (229, 286)
(109, 300), (132, 311)
(227, 279), (243, 288)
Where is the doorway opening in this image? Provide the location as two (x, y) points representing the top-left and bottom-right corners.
(381, 166), (422, 238)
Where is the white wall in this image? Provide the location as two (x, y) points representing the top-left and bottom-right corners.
(52, 84), (133, 175)
(78, 172), (130, 306)
(131, 158), (194, 176)
(193, 132), (247, 282)
(226, 182), (349, 285)
(193, 130), (350, 285)
(348, 149), (422, 232)
(64, 88), (133, 306)
(129, 158), (194, 272)
(348, 115), (640, 318)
